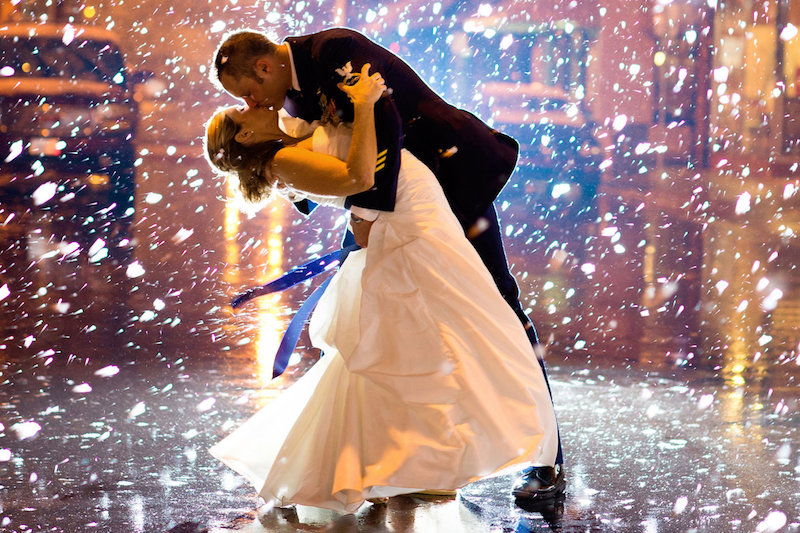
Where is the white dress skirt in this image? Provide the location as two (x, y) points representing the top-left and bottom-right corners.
(210, 123), (558, 514)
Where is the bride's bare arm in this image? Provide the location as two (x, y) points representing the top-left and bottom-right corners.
(270, 64), (385, 197)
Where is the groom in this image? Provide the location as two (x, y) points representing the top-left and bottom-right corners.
(212, 27), (565, 502)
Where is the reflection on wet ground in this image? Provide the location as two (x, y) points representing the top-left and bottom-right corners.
(1, 159), (800, 532)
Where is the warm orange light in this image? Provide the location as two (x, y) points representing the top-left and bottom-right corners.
(223, 177), (240, 285)
(254, 201), (288, 387)
(83, 5), (96, 18)
(88, 174), (109, 186)
(222, 179), (289, 388)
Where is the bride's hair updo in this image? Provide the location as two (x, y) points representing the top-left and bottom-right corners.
(205, 110), (283, 203)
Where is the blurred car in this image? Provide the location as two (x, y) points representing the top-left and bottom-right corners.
(0, 23), (146, 241)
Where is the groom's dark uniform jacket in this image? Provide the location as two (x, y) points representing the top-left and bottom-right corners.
(283, 28), (519, 228)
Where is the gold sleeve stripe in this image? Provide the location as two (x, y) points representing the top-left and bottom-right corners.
(375, 149), (387, 171)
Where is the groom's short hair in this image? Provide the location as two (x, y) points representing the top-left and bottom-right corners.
(214, 31), (278, 81)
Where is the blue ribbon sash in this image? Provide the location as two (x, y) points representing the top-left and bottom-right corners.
(230, 244), (359, 377)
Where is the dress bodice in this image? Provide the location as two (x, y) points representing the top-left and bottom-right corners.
(312, 122), (353, 160)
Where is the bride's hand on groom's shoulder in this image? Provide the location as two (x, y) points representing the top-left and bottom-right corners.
(338, 63), (386, 106)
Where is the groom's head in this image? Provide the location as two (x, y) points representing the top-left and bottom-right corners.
(213, 31), (292, 110)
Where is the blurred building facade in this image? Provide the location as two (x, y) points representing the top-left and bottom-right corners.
(2, 0), (799, 372)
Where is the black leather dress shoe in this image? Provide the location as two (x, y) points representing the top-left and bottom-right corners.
(512, 464), (566, 501)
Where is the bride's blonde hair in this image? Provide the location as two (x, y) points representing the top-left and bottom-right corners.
(204, 109), (283, 204)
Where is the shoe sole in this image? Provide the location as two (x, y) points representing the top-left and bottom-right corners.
(404, 489), (458, 498)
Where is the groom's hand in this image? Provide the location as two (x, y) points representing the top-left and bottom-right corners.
(337, 63), (386, 105)
(350, 213), (374, 248)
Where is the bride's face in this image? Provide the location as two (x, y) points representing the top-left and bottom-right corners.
(227, 106), (292, 146)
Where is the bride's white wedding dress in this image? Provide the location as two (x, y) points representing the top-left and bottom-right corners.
(210, 123), (558, 513)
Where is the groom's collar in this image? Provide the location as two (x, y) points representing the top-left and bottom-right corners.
(283, 42), (301, 92)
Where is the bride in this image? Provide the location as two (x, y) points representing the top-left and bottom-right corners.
(204, 64), (558, 513)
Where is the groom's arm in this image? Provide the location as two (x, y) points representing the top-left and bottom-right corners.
(343, 92), (402, 212)
(286, 95), (402, 217)
(313, 30), (405, 213)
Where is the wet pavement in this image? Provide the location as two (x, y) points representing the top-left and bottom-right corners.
(2, 150), (800, 532)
